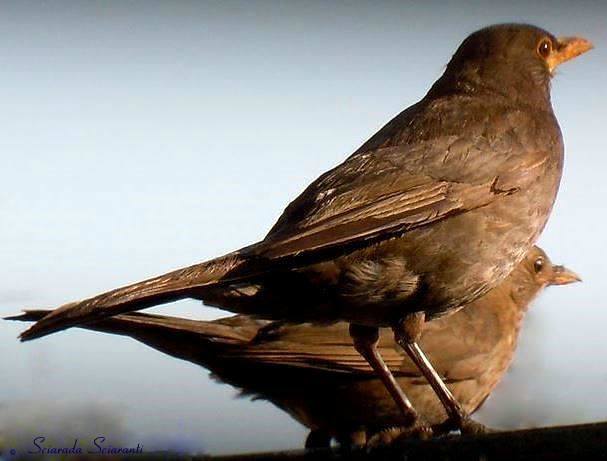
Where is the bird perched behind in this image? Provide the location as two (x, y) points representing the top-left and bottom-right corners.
(18, 24), (591, 434)
(9, 247), (580, 447)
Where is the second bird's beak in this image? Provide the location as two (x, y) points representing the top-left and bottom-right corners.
(547, 36), (593, 72)
(550, 265), (582, 286)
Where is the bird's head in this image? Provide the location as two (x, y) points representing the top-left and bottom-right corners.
(430, 24), (593, 104)
(509, 245), (580, 310)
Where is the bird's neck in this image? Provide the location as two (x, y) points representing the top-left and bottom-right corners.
(426, 63), (553, 111)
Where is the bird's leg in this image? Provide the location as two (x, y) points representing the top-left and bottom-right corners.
(349, 323), (431, 439)
(393, 312), (489, 435)
(305, 430), (332, 449)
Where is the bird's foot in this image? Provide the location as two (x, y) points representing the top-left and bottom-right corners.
(435, 415), (495, 436)
(335, 428), (367, 451)
(459, 417), (494, 435)
(367, 421), (433, 448)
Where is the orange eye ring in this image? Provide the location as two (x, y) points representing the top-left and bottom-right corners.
(537, 38), (552, 59)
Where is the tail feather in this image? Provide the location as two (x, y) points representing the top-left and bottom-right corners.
(5, 310), (50, 322)
(18, 252), (246, 342)
(10, 309), (258, 345)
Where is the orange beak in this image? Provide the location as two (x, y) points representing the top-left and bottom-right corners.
(550, 265), (582, 286)
(547, 36), (593, 72)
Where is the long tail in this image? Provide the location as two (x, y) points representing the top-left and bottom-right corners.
(18, 251), (249, 342)
(9, 309), (258, 344)
(8, 310), (267, 373)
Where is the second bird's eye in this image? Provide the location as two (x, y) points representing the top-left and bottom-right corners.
(534, 257), (545, 273)
(537, 39), (552, 59)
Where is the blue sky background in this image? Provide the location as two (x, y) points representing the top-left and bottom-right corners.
(1, 1), (605, 455)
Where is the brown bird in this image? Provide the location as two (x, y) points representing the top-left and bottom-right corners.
(17, 24), (591, 434)
(9, 247), (580, 447)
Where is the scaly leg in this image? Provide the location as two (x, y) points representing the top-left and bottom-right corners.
(393, 312), (489, 435)
(349, 323), (432, 439)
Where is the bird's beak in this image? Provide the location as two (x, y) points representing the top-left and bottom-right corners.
(547, 36), (593, 72)
(550, 265), (582, 286)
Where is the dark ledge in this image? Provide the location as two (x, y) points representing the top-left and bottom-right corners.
(209, 421), (607, 461)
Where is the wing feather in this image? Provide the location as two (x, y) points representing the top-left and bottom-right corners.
(251, 177), (509, 262)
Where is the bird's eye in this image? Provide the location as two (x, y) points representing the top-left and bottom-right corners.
(533, 257), (545, 273)
(537, 39), (552, 59)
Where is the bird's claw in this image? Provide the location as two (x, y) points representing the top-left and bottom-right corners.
(435, 415), (494, 436)
(367, 421), (433, 448)
(459, 417), (494, 435)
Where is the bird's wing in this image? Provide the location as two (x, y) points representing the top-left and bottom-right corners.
(220, 320), (482, 380)
(233, 307), (506, 381)
(222, 321), (410, 375)
(248, 140), (547, 264)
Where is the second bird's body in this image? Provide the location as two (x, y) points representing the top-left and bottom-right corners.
(10, 247), (579, 447)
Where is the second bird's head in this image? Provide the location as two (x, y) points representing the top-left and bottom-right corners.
(509, 246), (581, 309)
(430, 24), (592, 103)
